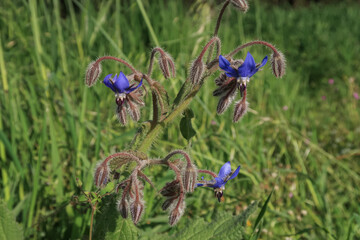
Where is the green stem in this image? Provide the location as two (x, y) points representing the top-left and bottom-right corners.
(136, 86), (200, 153)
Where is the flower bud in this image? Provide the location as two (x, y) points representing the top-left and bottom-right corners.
(85, 61), (102, 87)
(215, 73), (228, 86)
(183, 163), (197, 193)
(125, 100), (141, 122)
(233, 99), (248, 122)
(130, 199), (144, 225)
(270, 51), (286, 78)
(216, 87), (237, 114)
(116, 180), (128, 193)
(94, 161), (110, 188)
(117, 198), (129, 219)
(162, 197), (177, 211)
(169, 200), (185, 226)
(190, 59), (205, 85)
(159, 53), (176, 79)
(160, 180), (180, 197)
(116, 105), (127, 125)
(230, 0), (249, 12)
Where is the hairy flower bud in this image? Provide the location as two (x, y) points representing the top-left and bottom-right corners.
(85, 61), (102, 87)
(190, 59), (205, 85)
(160, 180), (180, 197)
(94, 161), (110, 188)
(270, 51), (286, 78)
(169, 200), (185, 226)
(233, 99), (248, 122)
(162, 197), (177, 211)
(159, 52), (176, 79)
(116, 105), (127, 125)
(230, 0), (249, 12)
(216, 86), (237, 114)
(130, 199), (144, 225)
(117, 198), (129, 219)
(215, 73), (228, 86)
(183, 163), (197, 193)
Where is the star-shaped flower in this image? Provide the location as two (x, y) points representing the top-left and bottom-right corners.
(197, 161), (241, 202)
(104, 72), (143, 95)
(213, 52), (268, 121)
(219, 52), (267, 85)
(103, 72), (144, 125)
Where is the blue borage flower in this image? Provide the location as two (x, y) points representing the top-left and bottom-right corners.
(197, 161), (240, 202)
(219, 52), (267, 84)
(103, 72), (144, 125)
(104, 72), (143, 96)
(213, 52), (268, 121)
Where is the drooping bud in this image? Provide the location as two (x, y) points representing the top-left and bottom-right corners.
(117, 198), (129, 219)
(233, 97), (248, 122)
(270, 51), (286, 78)
(85, 61), (102, 87)
(183, 163), (197, 193)
(215, 73), (228, 86)
(125, 99), (141, 122)
(216, 87), (237, 114)
(94, 161), (110, 188)
(169, 200), (185, 226)
(160, 180), (180, 197)
(230, 0), (249, 12)
(116, 180), (129, 193)
(116, 105), (127, 125)
(159, 52), (176, 79)
(190, 59), (205, 85)
(162, 197), (177, 211)
(130, 199), (145, 225)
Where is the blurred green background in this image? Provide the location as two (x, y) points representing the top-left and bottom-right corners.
(0, 0), (359, 239)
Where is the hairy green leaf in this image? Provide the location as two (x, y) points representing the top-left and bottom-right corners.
(93, 197), (139, 240)
(155, 201), (258, 240)
(180, 108), (196, 141)
(0, 201), (23, 240)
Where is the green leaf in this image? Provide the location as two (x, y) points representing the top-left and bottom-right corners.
(180, 109), (196, 141)
(93, 197), (140, 240)
(0, 201), (23, 240)
(156, 201), (258, 240)
(251, 191), (273, 240)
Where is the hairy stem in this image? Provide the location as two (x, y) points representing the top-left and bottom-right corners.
(95, 56), (137, 73)
(228, 40), (279, 57)
(198, 169), (217, 178)
(214, 0), (231, 36)
(147, 47), (166, 76)
(163, 150), (192, 166)
(151, 91), (159, 127)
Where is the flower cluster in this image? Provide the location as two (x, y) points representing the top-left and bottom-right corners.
(94, 150), (240, 226)
(84, 0), (286, 229)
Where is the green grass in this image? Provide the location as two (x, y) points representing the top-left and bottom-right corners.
(0, 0), (360, 239)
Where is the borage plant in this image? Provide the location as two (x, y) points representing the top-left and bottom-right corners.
(83, 0), (286, 238)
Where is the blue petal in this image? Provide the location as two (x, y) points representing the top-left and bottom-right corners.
(228, 165), (241, 181)
(257, 56), (268, 69)
(114, 72), (130, 93)
(219, 55), (230, 69)
(249, 55), (268, 77)
(219, 55), (239, 78)
(238, 52), (256, 78)
(103, 74), (116, 92)
(125, 78), (143, 94)
(196, 183), (204, 187)
(218, 161), (232, 179)
(211, 177), (225, 188)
